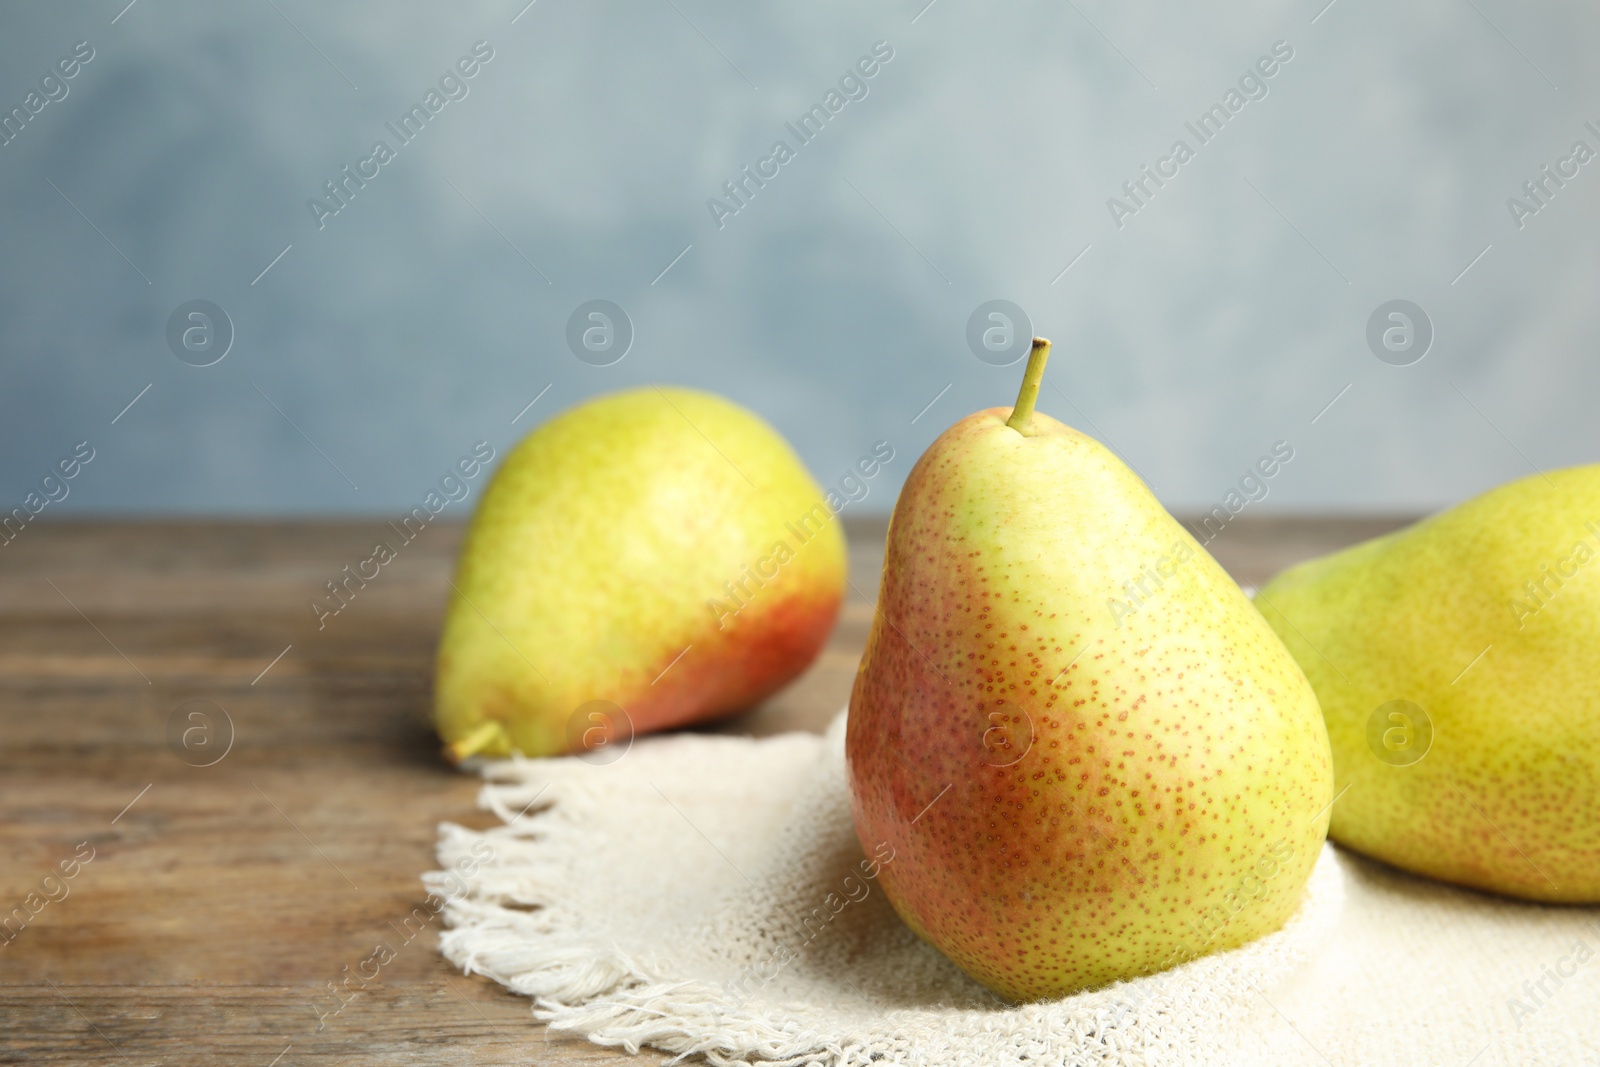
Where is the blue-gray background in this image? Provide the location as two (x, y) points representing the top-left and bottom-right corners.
(2, 0), (1595, 517)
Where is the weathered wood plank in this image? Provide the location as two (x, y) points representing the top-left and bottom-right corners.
(0, 516), (1407, 1064)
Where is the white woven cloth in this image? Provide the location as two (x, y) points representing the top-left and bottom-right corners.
(429, 712), (1600, 1066)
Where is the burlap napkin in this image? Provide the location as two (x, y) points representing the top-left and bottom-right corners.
(428, 712), (1600, 1066)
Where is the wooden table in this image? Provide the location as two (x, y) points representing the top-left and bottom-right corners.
(0, 516), (1409, 1065)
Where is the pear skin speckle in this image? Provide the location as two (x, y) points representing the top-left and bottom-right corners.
(846, 407), (1333, 1001)
(1258, 464), (1600, 903)
(436, 387), (846, 759)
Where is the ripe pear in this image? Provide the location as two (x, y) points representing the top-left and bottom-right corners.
(436, 386), (845, 761)
(1257, 465), (1600, 902)
(846, 340), (1333, 1001)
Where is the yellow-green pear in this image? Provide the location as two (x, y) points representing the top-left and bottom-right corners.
(436, 387), (845, 761)
(846, 340), (1333, 1001)
(1257, 465), (1600, 902)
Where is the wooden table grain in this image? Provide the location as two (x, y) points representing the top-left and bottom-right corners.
(0, 516), (1411, 1065)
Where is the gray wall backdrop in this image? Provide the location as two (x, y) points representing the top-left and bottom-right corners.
(1, 0), (1596, 518)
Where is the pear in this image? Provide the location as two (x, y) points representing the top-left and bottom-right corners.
(846, 339), (1333, 1001)
(436, 386), (845, 761)
(1257, 466), (1600, 902)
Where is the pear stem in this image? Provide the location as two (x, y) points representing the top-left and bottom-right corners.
(445, 720), (505, 763)
(1005, 337), (1052, 436)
